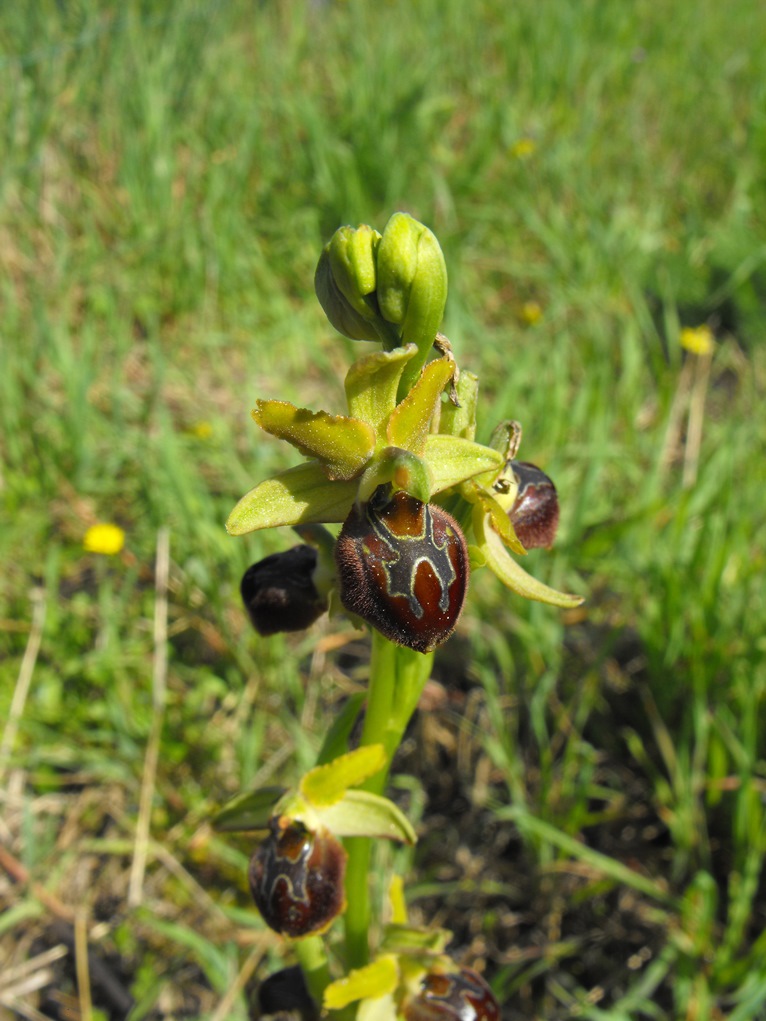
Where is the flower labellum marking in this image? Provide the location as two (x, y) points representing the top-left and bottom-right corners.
(335, 486), (469, 653)
(249, 818), (347, 939)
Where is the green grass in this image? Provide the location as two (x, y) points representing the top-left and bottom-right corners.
(1, 1), (765, 1018)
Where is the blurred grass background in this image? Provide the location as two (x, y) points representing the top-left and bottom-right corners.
(1, 0), (765, 1018)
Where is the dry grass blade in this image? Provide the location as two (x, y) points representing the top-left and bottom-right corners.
(129, 527), (170, 907)
(0, 588), (46, 789)
(683, 349), (713, 489)
(0, 944), (67, 1000)
(74, 910), (92, 1021)
(209, 945), (266, 1021)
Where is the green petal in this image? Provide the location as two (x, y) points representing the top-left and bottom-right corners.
(226, 461), (357, 535)
(386, 357), (453, 455)
(462, 480), (525, 555)
(476, 511), (584, 608)
(424, 434), (504, 494)
(300, 745), (388, 807)
(254, 400), (375, 481)
(324, 956), (399, 1010)
(345, 345), (418, 434)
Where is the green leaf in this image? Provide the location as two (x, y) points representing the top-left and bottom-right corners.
(300, 745), (388, 806)
(315, 692), (366, 766)
(345, 345), (418, 433)
(317, 790), (417, 843)
(226, 461), (357, 535)
(253, 400), (375, 481)
(211, 786), (286, 832)
(386, 357), (453, 455)
(475, 510), (584, 608)
(324, 955), (399, 1010)
(424, 435), (504, 494)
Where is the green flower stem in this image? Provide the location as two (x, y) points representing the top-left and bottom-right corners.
(293, 935), (334, 1008)
(344, 631), (434, 972)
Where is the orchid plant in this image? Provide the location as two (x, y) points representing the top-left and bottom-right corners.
(219, 212), (583, 1020)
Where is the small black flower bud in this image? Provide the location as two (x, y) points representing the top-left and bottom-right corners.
(258, 965), (319, 1021)
(508, 461), (560, 550)
(241, 545), (328, 636)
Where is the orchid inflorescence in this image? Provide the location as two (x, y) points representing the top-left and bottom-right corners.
(222, 212), (583, 1019)
(228, 211), (582, 654)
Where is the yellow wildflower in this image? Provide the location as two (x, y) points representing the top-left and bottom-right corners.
(680, 325), (715, 356)
(519, 300), (543, 325)
(510, 137), (536, 159)
(189, 420), (213, 440)
(83, 523), (125, 556)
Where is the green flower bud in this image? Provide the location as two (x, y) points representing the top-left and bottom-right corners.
(376, 212), (448, 355)
(314, 247), (382, 342)
(327, 224), (381, 319)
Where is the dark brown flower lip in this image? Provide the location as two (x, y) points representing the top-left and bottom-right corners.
(508, 461), (559, 550)
(335, 486), (469, 653)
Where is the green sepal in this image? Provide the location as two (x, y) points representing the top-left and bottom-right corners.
(226, 461), (357, 534)
(468, 544), (488, 570)
(300, 745), (388, 807)
(328, 225), (381, 318)
(317, 790), (417, 843)
(211, 786), (286, 832)
(324, 956), (399, 1010)
(386, 357), (453, 456)
(475, 509), (584, 608)
(438, 370), (478, 440)
(423, 435), (504, 495)
(357, 993), (398, 1021)
(253, 400), (375, 481)
(345, 345), (418, 434)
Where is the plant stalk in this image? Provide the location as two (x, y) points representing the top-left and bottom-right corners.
(343, 631), (434, 970)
